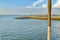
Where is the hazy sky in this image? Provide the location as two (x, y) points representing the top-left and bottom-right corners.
(0, 0), (60, 15)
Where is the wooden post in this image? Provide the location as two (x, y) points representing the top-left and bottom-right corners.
(47, 0), (51, 40)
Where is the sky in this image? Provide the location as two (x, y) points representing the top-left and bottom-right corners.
(0, 0), (60, 15)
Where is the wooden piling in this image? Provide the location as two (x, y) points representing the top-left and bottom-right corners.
(47, 0), (51, 40)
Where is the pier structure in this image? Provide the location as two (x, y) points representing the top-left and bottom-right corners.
(47, 0), (51, 40)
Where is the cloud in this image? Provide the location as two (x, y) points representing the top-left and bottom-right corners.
(26, 0), (60, 8)
(41, 0), (60, 8)
(26, 6), (33, 8)
(52, 0), (60, 8)
(26, 0), (44, 8)
(27, 0), (57, 8)
(42, 4), (47, 8)
(33, 0), (44, 7)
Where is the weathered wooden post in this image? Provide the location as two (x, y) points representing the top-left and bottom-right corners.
(47, 0), (51, 40)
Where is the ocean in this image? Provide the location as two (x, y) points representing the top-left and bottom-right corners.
(0, 15), (60, 40)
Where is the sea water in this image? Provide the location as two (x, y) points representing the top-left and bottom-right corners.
(0, 15), (60, 40)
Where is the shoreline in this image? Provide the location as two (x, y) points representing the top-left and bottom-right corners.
(15, 15), (60, 20)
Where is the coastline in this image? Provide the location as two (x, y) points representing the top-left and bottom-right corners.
(15, 15), (60, 20)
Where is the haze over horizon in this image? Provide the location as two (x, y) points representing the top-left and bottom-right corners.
(0, 0), (60, 15)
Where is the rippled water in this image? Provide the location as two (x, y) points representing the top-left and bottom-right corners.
(0, 15), (60, 40)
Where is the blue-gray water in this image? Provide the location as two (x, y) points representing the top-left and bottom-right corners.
(0, 15), (60, 40)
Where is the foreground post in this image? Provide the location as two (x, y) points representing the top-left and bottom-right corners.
(47, 0), (51, 40)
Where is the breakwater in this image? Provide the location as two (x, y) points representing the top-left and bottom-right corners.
(15, 15), (60, 20)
